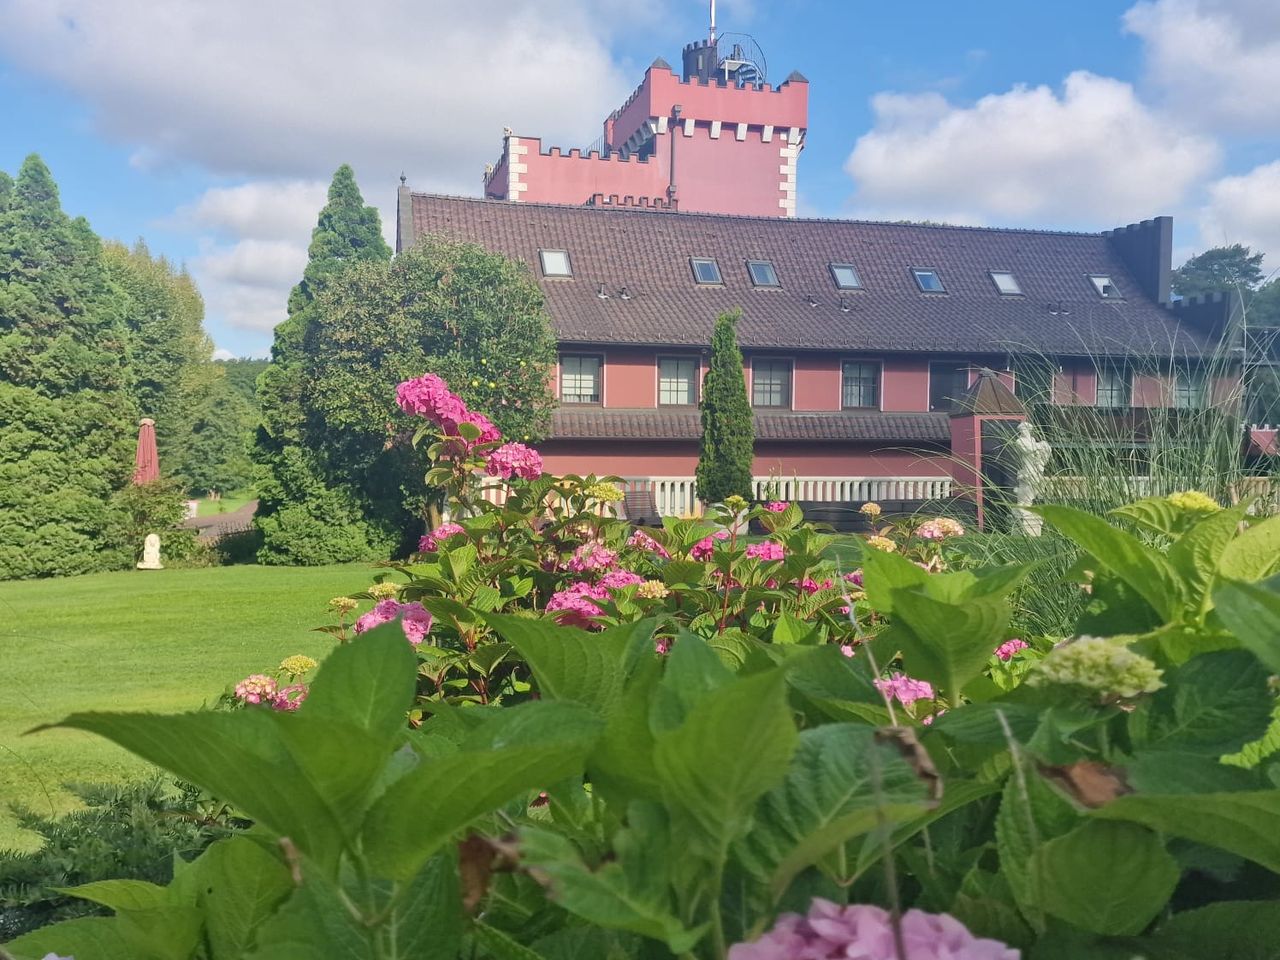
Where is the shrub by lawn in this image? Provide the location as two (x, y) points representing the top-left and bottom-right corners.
(0, 563), (369, 850)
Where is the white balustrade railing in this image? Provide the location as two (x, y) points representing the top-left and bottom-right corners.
(619, 475), (953, 517)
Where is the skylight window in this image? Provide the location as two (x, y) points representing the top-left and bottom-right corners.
(912, 268), (946, 293)
(990, 271), (1023, 296)
(690, 257), (723, 285)
(539, 249), (572, 278)
(1089, 274), (1122, 298)
(829, 263), (862, 290)
(747, 260), (779, 287)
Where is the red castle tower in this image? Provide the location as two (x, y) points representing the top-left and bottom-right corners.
(482, 9), (808, 218)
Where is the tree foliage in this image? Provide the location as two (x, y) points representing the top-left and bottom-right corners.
(1172, 244), (1266, 299)
(696, 310), (755, 504)
(0, 155), (138, 578)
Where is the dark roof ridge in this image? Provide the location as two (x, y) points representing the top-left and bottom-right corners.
(406, 190), (1106, 239)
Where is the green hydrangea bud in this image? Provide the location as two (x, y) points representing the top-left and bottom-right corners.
(1029, 635), (1164, 699)
(1166, 490), (1220, 513)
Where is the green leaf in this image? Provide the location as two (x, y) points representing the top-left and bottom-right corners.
(1167, 505), (1250, 610)
(362, 701), (603, 880)
(1213, 575), (1280, 673)
(783, 645), (888, 725)
(472, 921), (546, 959)
(1030, 820), (1178, 935)
(1127, 651), (1273, 756)
(653, 669), (798, 854)
(771, 611), (821, 646)
(56, 879), (169, 912)
(520, 810), (705, 954)
(661, 559), (708, 586)
(484, 612), (629, 715)
(994, 767), (1083, 931)
(379, 854), (465, 960)
(4, 917), (134, 960)
(304, 622), (418, 743)
(1218, 513), (1280, 582)
(741, 724), (931, 898)
(1110, 495), (1186, 536)
(890, 592), (1010, 698)
(1035, 505), (1184, 620)
(245, 870), (371, 960)
(530, 927), (640, 960)
(650, 630), (734, 733)
(1142, 901), (1280, 960)
(1092, 790), (1280, 873)
(858, 547), (930, 613)
(590, 657), (664, 805)
(47, 710), (349, 869)
(196, 837), (294, 959)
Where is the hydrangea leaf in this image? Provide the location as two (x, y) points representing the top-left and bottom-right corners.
(1166, 504), (1250, 612)
(1034, 504), (1184, 621)
(194, 838), (294, 960)
(994, 767), (1083, 931)
(293, 622), (417, 743)
(653, 670), (798, 856)
(1140, 901), (1280, 960)
(739, 724), (932, 898)
(1217, 513), (1280, 583)
(1212, 575), (1280, 674)
(1031, 821), (1178, 936)
(361, 701), (603, 881)
(888, 592), (1010, 699)
(1092, 790), (1280, 874)
(4, 916), (134, 960)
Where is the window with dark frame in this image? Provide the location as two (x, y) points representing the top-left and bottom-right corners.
(747, 260), (780, 287)
(539, 249), (572, 278)
(928, 361), (970, 412)
(658, 356), (699, 406)
(841, 361), (881, 409)
(990, 271), (1023, 296)
(1089, 274), (1122, 298)
(1096, 365), (1131, 409)
(690, 257), (723, 284)
(1172, 368), (1207, 409)
(752, 358), (792, 408)
(913, 268), (946, 293)
(829, 263), (862, 289)
(560, 354), (601, 404)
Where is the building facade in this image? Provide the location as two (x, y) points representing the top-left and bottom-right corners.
(398, 30), (1239, 515)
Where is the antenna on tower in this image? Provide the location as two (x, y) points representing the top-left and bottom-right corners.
(709, 0), (716, 44)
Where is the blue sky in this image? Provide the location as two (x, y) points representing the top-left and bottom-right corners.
(2, 0), (1278, 357)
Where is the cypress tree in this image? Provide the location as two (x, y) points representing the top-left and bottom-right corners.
(696, 309), (755, 504)
(253, 164), (394, 564)
(0, 155), (138, 578)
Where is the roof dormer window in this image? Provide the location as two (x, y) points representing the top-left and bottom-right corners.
(747, 260), (780, 287)
(539, 249), (572, 278)
(690, 257), (723, 285)
(1089, 274), (1122, 299)
(990, 271), (1023, 296)
(829, 263), (862, 290)
(912, 268), (946, 293)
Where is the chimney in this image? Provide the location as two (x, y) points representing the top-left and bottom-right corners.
(1103, 217), (1173, 306)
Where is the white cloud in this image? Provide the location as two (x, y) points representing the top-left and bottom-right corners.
(176, 181), (330, 242)
(191, 236), (310, 332)
(1197, 161), (1280, 274)
(0, 2), (637, 195)
(1125, 0), (1280, 133)
(211, 348), (236, 361)
(844, 71), (1219, 227)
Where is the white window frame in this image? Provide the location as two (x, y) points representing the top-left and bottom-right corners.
(990, 271), (1023, 296)
(657, 355), (699, 406)
(1089, 274), (1122, 299)
(559, 353), (602, 404)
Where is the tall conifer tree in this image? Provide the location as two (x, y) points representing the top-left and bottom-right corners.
(253, 165), (394, 564)
(696, 310), (755, 504)
(0, 155), (137, 577)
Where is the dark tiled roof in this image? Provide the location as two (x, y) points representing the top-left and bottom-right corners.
(408, 194), (1215, 358)
(550, 407), (950, 443)
(951, 370), (1026, 417)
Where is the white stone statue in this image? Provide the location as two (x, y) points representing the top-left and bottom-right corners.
(1011, 421), (1052, 537)
(137, 533), (164, 570)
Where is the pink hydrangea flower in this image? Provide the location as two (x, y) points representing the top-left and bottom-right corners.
(844, 569), (864, 587)
(568, 542), (618, 573)
(995, 638), (1029, 661)
(655, 636), (672, 655)
(272, 684), (309, 712)
(353, 598), (432, 646)
(840, 644), (855, 657)
(599, 569), (645, 589)
(418, 521), (466, 553)
(764, 501), (788, 512)
(690, 529), (731, 560)
(796, 577), (833, 595)
(454, 411), (501, 444)
(546, 581), (610, 628)
(485, 441), (543, 480)
(874, 672), (935, 708)
(746, 541), (786, 562)
(916, 517), (966, 540)
(396, 374), (468, 425)
(234, 674), (278, 705)
(728, 900), (1018, 960)
(627, 529), (671, 559)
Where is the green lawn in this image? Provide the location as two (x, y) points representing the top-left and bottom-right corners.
(0, 563), (373, 850)
(195, 492), (255, 517)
